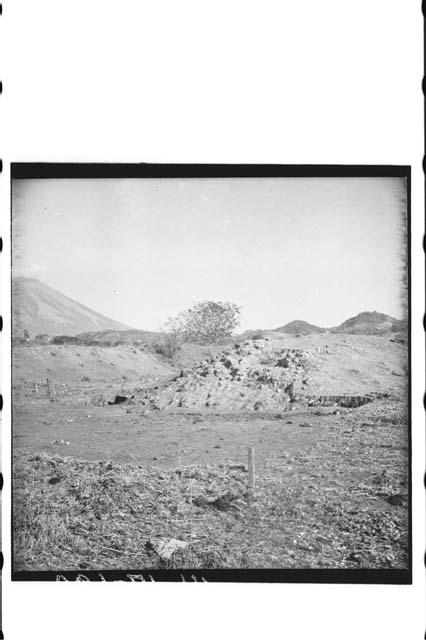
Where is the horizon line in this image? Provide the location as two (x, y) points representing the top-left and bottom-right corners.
(12, 275), (406, 333)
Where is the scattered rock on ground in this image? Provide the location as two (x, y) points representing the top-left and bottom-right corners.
(145, 538), (188, 560)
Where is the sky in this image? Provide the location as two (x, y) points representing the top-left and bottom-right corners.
(12, 176), (408, 332)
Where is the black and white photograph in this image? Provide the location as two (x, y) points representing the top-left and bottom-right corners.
(1, 2), (423, 639)
(11, 166), (410, 580)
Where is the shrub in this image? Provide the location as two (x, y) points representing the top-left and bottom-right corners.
(152, 334), (181, 360)
(51, 335), (82, 345)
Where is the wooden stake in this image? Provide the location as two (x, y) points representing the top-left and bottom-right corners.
(248, 446), (255, 493)
(47, 378), (56, 402)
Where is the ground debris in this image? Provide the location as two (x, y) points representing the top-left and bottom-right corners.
(13, 395), (409, 572)
(385, 494), (406, 506)
(228, 463), (247, 471)
(193, 491), (239, 511)
(108, 394), (134, 405)
(145, 538), (189, 561)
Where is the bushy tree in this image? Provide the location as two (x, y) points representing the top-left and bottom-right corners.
(166, 301), (241, 345)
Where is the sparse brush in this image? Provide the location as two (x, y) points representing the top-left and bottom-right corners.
(152, 335), (181, 361)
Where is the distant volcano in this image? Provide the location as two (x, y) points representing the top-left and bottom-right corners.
(12, 277), (132, 337)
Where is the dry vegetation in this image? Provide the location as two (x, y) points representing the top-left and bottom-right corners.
(13, 398), (408, 572)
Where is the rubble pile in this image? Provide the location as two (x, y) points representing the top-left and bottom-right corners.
(139, 338), (312, 412)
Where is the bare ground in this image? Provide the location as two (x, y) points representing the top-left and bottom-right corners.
(12, 335), (409, 572)
(13, 397), (409, 571)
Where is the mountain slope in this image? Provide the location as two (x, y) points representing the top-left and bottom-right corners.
(12, 277), (132, 337)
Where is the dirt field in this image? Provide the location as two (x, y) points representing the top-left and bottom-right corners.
(12, 334), (410, 572)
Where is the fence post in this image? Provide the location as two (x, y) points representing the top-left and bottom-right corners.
(47, 378), (56, 402)
(248, 446), (255, 494)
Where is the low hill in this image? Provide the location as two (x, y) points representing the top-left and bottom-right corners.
(12, 277), (132, 338)
(330, 311), (406, 335)
(270, 312), (406, 336)
(273, 320), (326, 335)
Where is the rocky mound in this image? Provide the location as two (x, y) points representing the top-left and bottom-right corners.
(139, 338), (312, 412)
(136, 333), (406, 412)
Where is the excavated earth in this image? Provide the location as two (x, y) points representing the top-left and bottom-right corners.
(137, 337), (405, 412)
